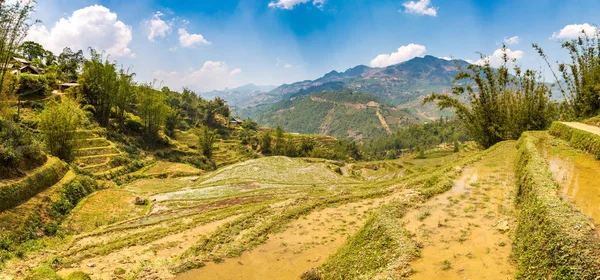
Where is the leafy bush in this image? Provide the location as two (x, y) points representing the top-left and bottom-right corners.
(65, 271), (91, 280)
(125, 118), (143, 133)
(426, 46), (555, 148)
(39, 98), (85, 162)
(50, 175), (98, 219)
(16, 73), (51, 97)
(0, 119), (45, 178)
(24, 266), (62, 280)
(108, 155), (131, 167)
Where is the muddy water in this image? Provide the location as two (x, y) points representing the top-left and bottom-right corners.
(406, 142), (516, 279)
(175, 191), (414, 280)
(539, 139), (600, 225)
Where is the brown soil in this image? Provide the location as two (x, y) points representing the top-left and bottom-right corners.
(406, 142), (517, 279)
(174, 190), (418, 280)
(57, 215), (241, 280)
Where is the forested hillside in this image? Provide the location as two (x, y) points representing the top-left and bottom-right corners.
(236, 56), (465, 140)
(241, 89), (420, 140)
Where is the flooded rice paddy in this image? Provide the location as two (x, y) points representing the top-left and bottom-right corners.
(538, 135), (600, 226)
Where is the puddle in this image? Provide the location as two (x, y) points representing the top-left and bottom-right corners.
(539, 139), (600, 225)
(406, 143), (516, 279)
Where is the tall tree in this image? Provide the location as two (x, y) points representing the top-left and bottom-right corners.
(57, 47), (84, 82)
(0, 0), (35, 98)
(114, 68), (135, 129)
(39, 97), (85, 162)
(425, 46), (554, 148)
(78, 49), (117, 127)
(261, 131), (272, 154)
(19, 41), (45, 61)
(136, 84), (168, 146)
(534, 30), (600, 119)
(196, 124), (217, 159)
(274, 126), (284, 155)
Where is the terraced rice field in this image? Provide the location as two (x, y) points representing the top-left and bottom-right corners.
(3, 123), (600, 279)
(74, 130), (124, 176)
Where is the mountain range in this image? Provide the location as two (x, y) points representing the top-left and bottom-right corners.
(227, 55), (469, 140)
(201, 84), (278, 108)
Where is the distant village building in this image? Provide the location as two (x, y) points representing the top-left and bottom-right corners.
(230, 117), (244, 125)
(58, 83), (80, 92)
(1, 57), (44, 75)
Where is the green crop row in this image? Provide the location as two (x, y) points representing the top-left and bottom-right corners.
(513, 132), (600, 278)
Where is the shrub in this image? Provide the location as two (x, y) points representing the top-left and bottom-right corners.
(50, 175), (98, 218)
(125, 118), (143, 133)
(0, 119), (45, 178)
(42, 222), (58, 236)
(16, 73), (51, 97)
(301, 267), (323, 280)
(108, 155), (131, 167)
(24, 266), (62, 280)
(39, 98), (85, 162)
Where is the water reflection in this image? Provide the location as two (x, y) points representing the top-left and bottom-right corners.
(540, 142), (600, 225)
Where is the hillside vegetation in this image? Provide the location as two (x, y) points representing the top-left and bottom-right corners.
(244, 89), (418, 140)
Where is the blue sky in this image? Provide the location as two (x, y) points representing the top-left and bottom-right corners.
(25, 0), (600, 92)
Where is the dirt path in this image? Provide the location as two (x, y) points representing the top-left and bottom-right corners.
(319, 107), (335, 134)
(561, 122), (600, 136)
(405, 142), (517, 279)
(175, 190), (418, 280)
(376, 107), (392, 135)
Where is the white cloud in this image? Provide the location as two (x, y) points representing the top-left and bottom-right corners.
(268, 0), (325, 10)
(369, 44), (427, 67)
(552, 23), (599, 39)
(504, 36), (519, 45)
(26, 5), (133, 57)
(148, 11), (172, 41)
(439, 56), (453, 61)
(178, 28), (211, 47)
(276, 57), (293, 69)
(474, 48), (524, 67)
(402, 0), (437, 17)
(153, 61), (241, 91)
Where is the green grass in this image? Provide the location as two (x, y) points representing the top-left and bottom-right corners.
(64, 189), (150, 233)
(0, 157), (69, 212)
(549, 122), (600, 159)
(320, 200), (419, 279)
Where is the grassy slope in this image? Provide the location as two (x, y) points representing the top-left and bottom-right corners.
(0, 157), (69, 212)
(319, 142), (499, 279)
(549, 122), (600, 159)
(514, 132), (600, 278)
